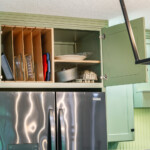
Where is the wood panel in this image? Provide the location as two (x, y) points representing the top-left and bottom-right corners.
(23, 28), (35, 81)
(13, 27), (25, 81)
(32, 29), (44, 81)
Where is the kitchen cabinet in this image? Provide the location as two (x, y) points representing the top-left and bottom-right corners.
(0, 12), (145, 143)
(0, 12), (148, 89)
(133, 30), (150, 108)
(133, 83), (150, 108)
(106, 84), (134, 142)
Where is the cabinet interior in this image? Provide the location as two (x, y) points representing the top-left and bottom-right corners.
(1, 26), (101, 84)
(54, 29), (101, 83)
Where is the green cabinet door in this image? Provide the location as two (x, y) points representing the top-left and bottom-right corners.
(106, 84), (134, 142)
(133, 30), (150, 108)
(102, 18), (147, 87)
(146, 30), (150, 81)
(133, 83), (150, 108)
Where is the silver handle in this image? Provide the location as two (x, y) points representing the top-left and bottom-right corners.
(49, 109), (56, 150)
(59, 109), (66, 150)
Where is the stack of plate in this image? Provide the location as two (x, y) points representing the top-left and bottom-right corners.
(55, 55), (86, 61)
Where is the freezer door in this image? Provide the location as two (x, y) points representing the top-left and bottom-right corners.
(0, 92), (55, 150)
(56, 92), (107, 150)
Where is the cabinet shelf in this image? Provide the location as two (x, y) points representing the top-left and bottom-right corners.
(0, 81), (103, 89)
(54, 59), (100, 64)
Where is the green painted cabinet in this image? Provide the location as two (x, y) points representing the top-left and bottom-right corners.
(133, 30), (150, 108)
(102, 18), (147, 87)
(133, 83), (150, 108)
(106, 84), (134, 142)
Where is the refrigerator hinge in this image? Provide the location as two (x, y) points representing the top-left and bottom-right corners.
(100, 74), (108, 80)
(99, 34), (105, 40)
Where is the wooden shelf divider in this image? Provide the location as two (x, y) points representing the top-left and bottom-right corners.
(23, 28), (35, 81)
(32, 29), (44, 81)
(13, 27), (25, 81)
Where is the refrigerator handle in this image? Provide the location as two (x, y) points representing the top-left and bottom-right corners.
(59, 109), (66, 150)
(48, 109), (56, 150)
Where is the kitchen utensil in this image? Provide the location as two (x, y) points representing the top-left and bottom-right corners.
(43, 53), (51, 81)
(55, 67), (78, 82)
(14, 54), (24, 81)
(25, 55), (35, 81)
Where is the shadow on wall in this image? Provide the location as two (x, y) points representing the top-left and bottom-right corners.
(108, 109), (150, 150)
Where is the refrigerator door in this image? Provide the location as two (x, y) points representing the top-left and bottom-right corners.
(56, 92), (107, 150)
(0, 92), (55, 150)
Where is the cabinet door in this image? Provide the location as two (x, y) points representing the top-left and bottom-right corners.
(133, 30), (150, 108)
(0, 26), (1, 79)
(102, 18), (147, 87)
(106, 85), (134, 142)
(146, 30), (150, 81)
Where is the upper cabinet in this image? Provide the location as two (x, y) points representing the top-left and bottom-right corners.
(0, 12), (148, 88)
(102, 18), (147, 87)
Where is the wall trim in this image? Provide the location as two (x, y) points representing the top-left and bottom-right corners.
(0, 11), (108, 31)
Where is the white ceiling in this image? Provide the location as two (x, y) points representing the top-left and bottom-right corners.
(0, 0), (150, 28)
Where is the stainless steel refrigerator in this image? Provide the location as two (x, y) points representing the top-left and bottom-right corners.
(0, 92), (107, 150)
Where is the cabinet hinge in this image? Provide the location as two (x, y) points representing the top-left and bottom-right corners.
(0, 75), (3, 80)
(100, 74), (108, 80)
(99, 34), (105, 39)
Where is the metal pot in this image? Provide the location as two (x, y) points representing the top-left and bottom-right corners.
(55, 67), (78, 82)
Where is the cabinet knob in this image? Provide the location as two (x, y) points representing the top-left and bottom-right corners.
(131, 128), (135, 132)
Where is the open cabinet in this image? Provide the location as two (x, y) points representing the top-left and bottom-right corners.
(1, 25), (102, 88)
(54, 29), (101, 83)
(0, 17), (148, 88)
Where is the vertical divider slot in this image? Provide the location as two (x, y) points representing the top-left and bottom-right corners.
(23, 28), (35, 81)
(2, 26), (15, 79)
(32, 29), (44, 81)
(41, 29), (54, 82)
(13, 27), (25, 81)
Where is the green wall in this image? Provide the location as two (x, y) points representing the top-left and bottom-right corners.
(108, 109), (150, 150)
